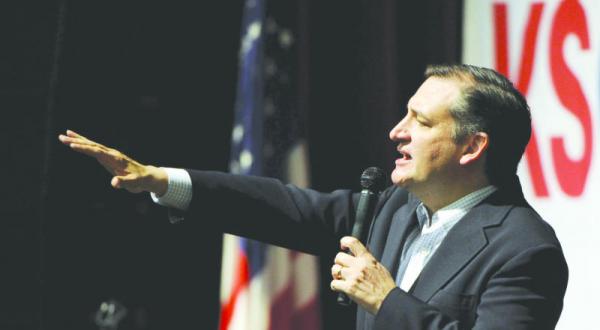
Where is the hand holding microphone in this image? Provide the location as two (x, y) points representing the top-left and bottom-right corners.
(336, 167), (385, 306)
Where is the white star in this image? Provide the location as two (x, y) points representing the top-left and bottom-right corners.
(240, 150), (254, 171)
(230, 160), (241, 174)
(232, 124), (244, 143)
(279, 29), (294, 48)
(240, 21), (262, 57)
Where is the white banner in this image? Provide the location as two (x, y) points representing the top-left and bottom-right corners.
(463, 0), (599, 328)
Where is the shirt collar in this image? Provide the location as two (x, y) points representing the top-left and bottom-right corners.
(416, 185), (497, 231)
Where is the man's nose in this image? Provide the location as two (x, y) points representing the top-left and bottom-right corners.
(389, 120), (409, 142)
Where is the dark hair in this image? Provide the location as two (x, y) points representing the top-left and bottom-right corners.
(424, 64), (531, 186)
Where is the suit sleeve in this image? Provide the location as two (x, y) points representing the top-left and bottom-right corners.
(374, 244), (568, 330)
(179, 170), (361, 255)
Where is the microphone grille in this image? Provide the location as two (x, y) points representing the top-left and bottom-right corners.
(360, 167), (385, 191)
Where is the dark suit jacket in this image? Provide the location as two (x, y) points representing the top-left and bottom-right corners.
(181, 170), (568, 330)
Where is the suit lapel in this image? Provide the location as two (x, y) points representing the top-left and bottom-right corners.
(410, 199), (512, 302)
(359, 194), (419, 330)
(380, 199), (419, 277)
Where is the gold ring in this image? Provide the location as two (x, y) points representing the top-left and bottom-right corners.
(336, 267), (343, 280)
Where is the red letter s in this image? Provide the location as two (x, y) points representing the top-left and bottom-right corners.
(549, 0), (593, 196)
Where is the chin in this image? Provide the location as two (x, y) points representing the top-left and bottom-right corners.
(391, 170), (412, 188)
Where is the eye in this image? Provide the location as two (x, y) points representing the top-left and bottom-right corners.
(417, 119), (430, 127)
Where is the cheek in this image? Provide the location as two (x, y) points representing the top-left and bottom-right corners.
(419, 142), (442, 162)
(428, 148), (442, 161)
(422, 142), (455, 168)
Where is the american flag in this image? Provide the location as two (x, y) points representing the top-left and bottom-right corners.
(218, 0), (321, 329)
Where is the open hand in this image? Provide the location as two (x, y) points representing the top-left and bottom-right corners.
(330, 236), (397, 314)
(58, 130), (167, 195)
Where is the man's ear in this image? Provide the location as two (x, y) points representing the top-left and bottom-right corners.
(460, 132), (489, 165)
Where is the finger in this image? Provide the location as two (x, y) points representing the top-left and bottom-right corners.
(341, 236), (368, 257)
(59, 135), (87, 147)
(331, 264), (344, 279)
(60, 135), (106, 150)
(67, 130), (108, 147)
(330, 279), (350, 293)
(334, 251), (354, 267)
(58, 134), (84, 146)
(69, 143), (106, 157)
(66, 129), (87, 140)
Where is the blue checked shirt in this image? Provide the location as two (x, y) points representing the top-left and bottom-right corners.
(395, 185), (497, 292)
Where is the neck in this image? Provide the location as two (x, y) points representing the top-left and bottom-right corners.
(411, 174), (490, 214)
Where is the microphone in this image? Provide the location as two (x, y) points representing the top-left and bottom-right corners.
(337, 167), (385, 306)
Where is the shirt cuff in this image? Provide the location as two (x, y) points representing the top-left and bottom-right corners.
(150, 167), (192, 210)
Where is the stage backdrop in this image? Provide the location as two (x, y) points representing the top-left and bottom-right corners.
(463, 0), (599, 328)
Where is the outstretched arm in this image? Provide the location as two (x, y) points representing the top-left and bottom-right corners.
(58, 129), (168, 195)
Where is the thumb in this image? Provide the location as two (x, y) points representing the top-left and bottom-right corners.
(111, 173), (141, 191)
(111, 176), (122, 189)
(340, 236), (368, 257)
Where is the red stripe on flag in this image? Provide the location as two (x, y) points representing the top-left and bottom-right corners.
(219, 248), (250, 330)
(268, 283), (293, 330)
(269, 281), (320, 330)
(289, 250), (300, 260)
(291, 297), (320, 330)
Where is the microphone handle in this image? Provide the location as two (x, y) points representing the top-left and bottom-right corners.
(337, 189), (377, 306)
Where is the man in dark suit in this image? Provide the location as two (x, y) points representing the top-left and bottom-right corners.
(60, 64), (568, 329)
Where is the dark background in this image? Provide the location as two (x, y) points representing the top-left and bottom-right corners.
(1, 1), (461, 329)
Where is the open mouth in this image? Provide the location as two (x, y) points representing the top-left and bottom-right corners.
(399, 150), (412, 160)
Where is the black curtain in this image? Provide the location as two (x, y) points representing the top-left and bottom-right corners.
(2, 0), (461, 329)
